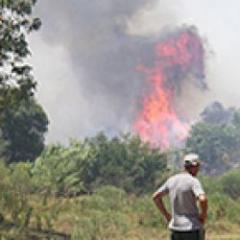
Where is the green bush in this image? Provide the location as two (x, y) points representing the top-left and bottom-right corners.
(96, 186), (127, 210)
(208, 193), (232, 222)
(72, 186), (156, 239)
(78, 186), (127, 214)
(226, 201), (240, 224)
(133, 196), (166, 228)
(0, 161), (33, 226)
(31, 134), (167, 196)
(219, 169), (240, 199)
(31, 142), (92, 196)
(72, 209), (130, 240)
(201, 176), (222, 194)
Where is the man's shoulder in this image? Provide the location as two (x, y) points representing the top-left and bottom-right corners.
(171, 172), (189, 179)
(167, 173), (186, 183)
(170, 172), (200, 183)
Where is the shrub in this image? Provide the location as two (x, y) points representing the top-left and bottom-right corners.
(207, 193), (232, 222)
(133, 196), (166, 228)
(219, 169), (240, 199)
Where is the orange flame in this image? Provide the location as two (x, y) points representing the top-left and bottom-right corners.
(133, 29), (205, 149)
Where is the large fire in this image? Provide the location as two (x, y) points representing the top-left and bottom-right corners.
(133, 28), (205, 149)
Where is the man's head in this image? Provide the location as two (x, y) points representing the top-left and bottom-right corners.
(183, 153), (201, 176)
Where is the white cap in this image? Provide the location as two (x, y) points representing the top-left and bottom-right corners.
(183, 153), (200, 167)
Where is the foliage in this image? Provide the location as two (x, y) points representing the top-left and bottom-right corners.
(207, 193), (232, 222)
(1, 159), (240, 238)
(0, 160), (60, 234)
(72, 185), (164, 240)
(95, 186), (127, 209)
(72, 211), (129, 240)
(32, 141), (93, 196)
(84, 133), (168, 194)
(201, 176), (222, 194)
(133, 195), (166, 228)
(32, 133), (168, 196)
(58, 180), (240, 238)
(0, 98), (48, 163)
(201, 170), (240, 226)
(186, 104), (240, 175)
(0, 0), (48, 163)
(186, 119), (240, 174)
(219, 169), (240, 200)
(0, 0), (40, 89)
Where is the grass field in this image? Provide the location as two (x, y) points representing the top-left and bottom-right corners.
(0, 186), (240, 239)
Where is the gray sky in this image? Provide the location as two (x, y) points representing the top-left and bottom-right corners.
(30, 0), (240, 143)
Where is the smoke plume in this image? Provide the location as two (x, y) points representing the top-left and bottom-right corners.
(31, 0), (207, 146)
(30, 0), (178, 143)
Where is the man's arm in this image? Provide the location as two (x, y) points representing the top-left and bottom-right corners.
(152, 191), (172, 223)
(192, 178), (208, 225)
(198, 194), (208, 224)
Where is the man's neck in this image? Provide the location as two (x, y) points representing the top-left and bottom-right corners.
(184, 169), (196, 177)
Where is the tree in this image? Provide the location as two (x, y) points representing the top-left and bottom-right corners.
(32, 133), (168, 196)
(32, 141), (94, 196)
(0, 0), (48, 162)
(187, 106), (240, 175)
(200, 101), (234, 125)
(83, 133), (168, 194)
(186, 122), (237, 175)
(0, 98), (48, 162)
(220, 169), (240, 200)
(0, 0), (41, 95)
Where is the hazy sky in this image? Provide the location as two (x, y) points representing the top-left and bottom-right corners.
(30, 0), (240, 143)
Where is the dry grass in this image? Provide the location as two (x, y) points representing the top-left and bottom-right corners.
(1, 191), (240, 240)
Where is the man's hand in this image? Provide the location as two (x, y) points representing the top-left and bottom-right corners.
(165, 212), (172, 223)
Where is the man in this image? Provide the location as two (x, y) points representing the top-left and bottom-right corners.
(152, 153), (208, 240)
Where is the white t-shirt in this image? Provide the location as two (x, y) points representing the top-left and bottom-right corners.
(157, 172), (205, 231)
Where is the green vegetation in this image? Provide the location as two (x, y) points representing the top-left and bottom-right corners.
(186, 109), (240, 174)
(0, 98), (48, 163)
(0, 162), (240, 239)
(31, 133), (167, 196)
(0, 131), (240, 239)
(0, 0), (48, 163)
